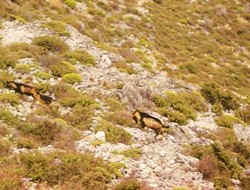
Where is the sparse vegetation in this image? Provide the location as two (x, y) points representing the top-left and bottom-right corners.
(112, 148), (142, 159)
(95, 120), (132, 144)
(0, 93), (19, 106)
(32, 36), (69, 53)
(62, 73), (82, 84)
(215, 114), (243, 128)
(42, 20), (70, 36)
(0, 0), (249, 189)
(0, 151), (120, 189)
(50, 61), (77, 77)
(35, 71), (53, 80)
(14, 63), (31, 74)
(66, 49), (96, 66)
(154, 91), (207, 125)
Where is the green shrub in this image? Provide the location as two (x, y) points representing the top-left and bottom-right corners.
(0, 93), (19, 106)
(0, 71), (13, 88)
(32, 35), (69, 53)
(35, 71), (53, 80)
(95, 120), (132, 144)
(157, 107), (188, 125)
(35, 82), (51, 94)
(62, 73), (82, 84)
(66, 49), (96, 66)
(112, 148), (142, 159)
(9, 14), (26, 23)
(114, 61), (137, 74)
(16, 137), (38, 149)
(103, 110), (134, 127)
(42, 20), (70, 36)
(0, 107), (18, 125)
(19, 120), (62, 145)
(0, 47), (18, 69)
(235, 105), (250, 125)
(141, 62), (153, 72)
(153, 91), (206, 124)
(64, 0), (76, 9)
(114, 179), (141, 190)
(211, 102), (223, 115)
(105, 97), (125, 111)
(14, 64), (31, 74)
(201, 83), (240, 110)
(1, 151), (118, 188)
(240, 176), (250, 190)
(0, 163), (24, 190)
(91, 140), (106, 147)
(0, 139), (12, 157)
(215, 114), (243, 128)
(51, 61), (77, 77)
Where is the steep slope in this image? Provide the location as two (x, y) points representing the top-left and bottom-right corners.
(0, 0), (250, 190)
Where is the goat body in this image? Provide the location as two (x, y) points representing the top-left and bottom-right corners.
(132, 110), (169, 135)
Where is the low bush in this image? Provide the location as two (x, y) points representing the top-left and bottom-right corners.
(18, 120), (62, 145)
(0, 71), (13, 88)
(103, 110), (134, 127)
(42, 20), (70, 36)
(0, 139), (12, 157)
(35, 82), (51, 94)
(112, 148), (142, 159)
(0, 47), (18, 69)
(0, 151), (119, 189)
(113, 179), (141, 190)
(192, 142), (244, 189)
(157, 107), (188, 125)
(66, 49), (96, 66)
(211, 102), (223, 115)
(16, 137), (39, 149)
(235, 105), (250, 125)
(51, 61), (77, 77)
(95, 120), (132, 144)
(0, 163), (24, 190)
(105, 97), (125, 111)
(215, 114), (243, 128)
(0, 107), (19, 126)
(32, 35), (69, 53)
(201, 82), (240, 110)
(64, 0), (76, 9)
(14, 64), (31, 74)
(8, 14), (26, 23)
(153, 91), (207, 124)
(114, 61), (137, 74)
(62, 73), (82, 84)
(0, 93), (19, 106)
(35, 71), (53, 80)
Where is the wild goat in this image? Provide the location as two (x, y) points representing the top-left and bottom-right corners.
(7, 81), (37, 97)
(132, 110), (169, 136)
(33, 91), (53, 105)
(7, 81), (53, 105)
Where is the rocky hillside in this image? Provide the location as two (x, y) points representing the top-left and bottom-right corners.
(0, 0), (250, 190)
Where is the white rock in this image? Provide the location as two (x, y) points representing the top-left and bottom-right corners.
(139, 163), (147, 171)
(95, 131), (106, 141)
(140, 169), (150, 179)
(154, 166), (162, 173)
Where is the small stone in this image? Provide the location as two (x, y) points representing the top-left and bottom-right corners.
(159, 151), (166, 157)
(139, 163), (147, 171)
(95, 131), (106, 141)
(231, 179), (240, 185)
(154, 166), (162, 173)
(140, 169), (150, 179)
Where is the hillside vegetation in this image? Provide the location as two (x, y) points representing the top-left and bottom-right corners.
(0, 0), (250, 189)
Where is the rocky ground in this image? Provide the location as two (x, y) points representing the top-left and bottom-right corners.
(1, 19), (249, 190)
